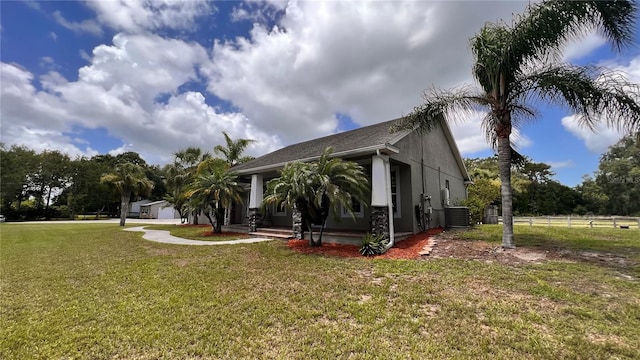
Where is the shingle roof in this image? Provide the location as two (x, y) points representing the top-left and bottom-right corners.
(232, 119), (403, 174)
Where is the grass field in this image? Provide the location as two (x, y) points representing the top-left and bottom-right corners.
(1, 223), (639, 359)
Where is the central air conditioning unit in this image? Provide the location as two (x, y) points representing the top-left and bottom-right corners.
(445, 206), (471, 229)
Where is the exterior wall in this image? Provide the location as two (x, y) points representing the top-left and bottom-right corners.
(391, 126), (468, 231)
(128, 199), (152, 217)
(158, 206), (180, 219)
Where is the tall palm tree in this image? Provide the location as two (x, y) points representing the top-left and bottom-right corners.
(186, 168), (244, 233)
(263, 147), (368, 247)
(100, 162), (154, 226)
(214, 132), (256, 167)
(393, 0), (640, 248)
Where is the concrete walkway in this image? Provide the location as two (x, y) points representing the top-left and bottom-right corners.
(124, 226), (275, 246)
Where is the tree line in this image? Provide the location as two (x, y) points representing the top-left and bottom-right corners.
(463, 134), (640, 223)
(0, 132), (252, 223)
(0, 146), (166, 221)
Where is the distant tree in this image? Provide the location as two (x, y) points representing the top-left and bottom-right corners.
(463, 178), (501, 223)
(595, 135), (640, 216)
(0, 144), (38, 217)
(394, 0), (640, 248)
(214, 132), (256, 167)
(100, 162), (154, 226)
(576, 175), (609, 215)
(145, 165), (167, 201)
(32, 150), (71, 211)
(115, 152), (147, 167)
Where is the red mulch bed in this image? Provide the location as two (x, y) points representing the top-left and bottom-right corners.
(287, 227), (444, 259)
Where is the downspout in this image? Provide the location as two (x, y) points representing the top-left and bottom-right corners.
(378, 149), (395, 251)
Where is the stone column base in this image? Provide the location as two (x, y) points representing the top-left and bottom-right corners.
(292, 206), (303, 239)
(370, 206), (390, 243)
(248, 208), (259, 232)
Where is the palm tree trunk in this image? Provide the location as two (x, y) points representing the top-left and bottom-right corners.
(204, 211), (215, 232)
(215, 205), (223, 233)
(119, 191), (130, 227)
(318, 216), (327, 245)
(497, 135), (515, 248)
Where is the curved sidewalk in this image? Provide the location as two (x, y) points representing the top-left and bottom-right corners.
(124, 226), (274, 246)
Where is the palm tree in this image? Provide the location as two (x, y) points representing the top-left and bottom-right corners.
(186, 168), (244, 233)
(214, 132), (256, 167)
(393, 0), (640, 248)
(164, 147), (211, 225)
(313, 148), (369, 245)
(100, 162), (154, 226)
(263, 147), (368, 247)
(263, 161), (317, 241)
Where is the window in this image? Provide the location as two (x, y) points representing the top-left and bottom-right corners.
(342, 197), (364, 218)
(445, 179), (450, 190)
(391, 167), (401, 218)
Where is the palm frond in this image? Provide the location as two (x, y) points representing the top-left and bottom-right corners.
(514, 64), (640, 132)
(391, 86), (489, 134)
(508, 0), (636, 69)
(100, 162), (153, 197)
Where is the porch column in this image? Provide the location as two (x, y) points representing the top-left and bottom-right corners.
(370, 155), (394, 246)
(248, 174), (263, 232)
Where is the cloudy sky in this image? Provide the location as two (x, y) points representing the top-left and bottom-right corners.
(1, 0), (638, 186)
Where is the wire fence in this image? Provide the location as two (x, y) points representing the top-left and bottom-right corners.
(498, 216), (640, 229)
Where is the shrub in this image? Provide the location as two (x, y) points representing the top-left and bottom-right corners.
(359, 233), (387, 256)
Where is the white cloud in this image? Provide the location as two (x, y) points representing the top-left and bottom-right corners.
(0, 33), (280, 165)
(76, 33), (209, 111)
(561, 115), (626, 153)
(205, 1), (530, 147)
(86, 0), (213, 34)
(562, 31), (606, 62)
(49, 32), (58, 41)
(546, 160), (576, 170)
(562, 55), (640, 153)
(449, 110), (533, 155)
(16, 0), (636, 168)
(53, 10), (103, 36)
(230, 1), (286, 23)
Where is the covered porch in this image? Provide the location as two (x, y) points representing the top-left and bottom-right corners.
(235, 152), (411, 246)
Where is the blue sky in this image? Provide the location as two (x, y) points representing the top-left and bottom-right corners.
(1, 0), (638, 187)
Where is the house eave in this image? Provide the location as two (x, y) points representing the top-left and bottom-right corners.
(234, 143), (400, 175)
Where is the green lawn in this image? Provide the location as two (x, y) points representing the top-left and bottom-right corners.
(143, 224), (250, 241)
(1, 223), (639, 359)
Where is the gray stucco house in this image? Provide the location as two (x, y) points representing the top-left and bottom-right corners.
(229, 118), (471, 243)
